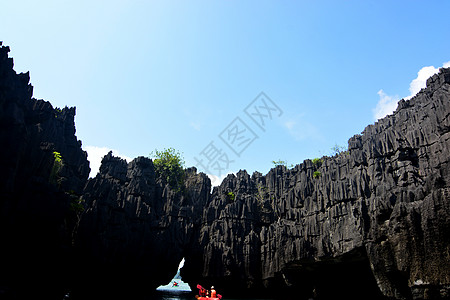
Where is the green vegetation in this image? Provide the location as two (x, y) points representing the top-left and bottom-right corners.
(70, 197), (85, 213)
(151, 147), (185, 189)
(227, 191), (236, 201)
(331, 144), (347, 156)
(272, 159), (294, 168)
(255, 183), (278, 220)
(312, 157), (322, 166)
(256, 183), (266, 201)
(256, 183), (267, 209)
(54, 107), (62, 118)
(313, 171), (321, 179)
(65, 190), (85, 214)
(49, 151), (63, 185)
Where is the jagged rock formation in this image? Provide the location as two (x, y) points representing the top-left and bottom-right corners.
(74, 154), (210, 299)
(181, 68), (450, 299)
(1, 43), (449, 300)
(0, 45), (90, 299)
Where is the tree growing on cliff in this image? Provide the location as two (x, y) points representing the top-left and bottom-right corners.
(49, 151), (63, 185)
(151, 147), (185, 190)
(330, 144), (347, 156)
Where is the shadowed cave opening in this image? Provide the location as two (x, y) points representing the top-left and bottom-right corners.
(277, 247), (385, 300)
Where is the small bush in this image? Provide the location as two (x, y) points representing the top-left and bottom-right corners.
(227, 192), (236, 201)
(272, 159), (294, 168)
(313, 171), (321, 179)
(256, 183), (268, 211)
(70, 197), (85, 214)
(49, 151), (63, 185)
(331, 144), (347, 156)
(151, 147), (185, 189)
(312, 158), (322, 166)
(256, 184), (267, 200)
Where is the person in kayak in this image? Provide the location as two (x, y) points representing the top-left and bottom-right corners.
(211, 286), (216, 298)
(199, 287), (207, 297)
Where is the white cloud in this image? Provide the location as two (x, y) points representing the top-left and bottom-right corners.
(373, 89), (400, 120)
(406, 65), (440, 100)
(84, 146), (132, 178)
(373, 61), (450, 120)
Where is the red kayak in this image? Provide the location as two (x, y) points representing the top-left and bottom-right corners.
(195, 284), (222, 300)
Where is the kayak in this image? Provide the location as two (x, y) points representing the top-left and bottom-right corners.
(195, 284), (222, 300)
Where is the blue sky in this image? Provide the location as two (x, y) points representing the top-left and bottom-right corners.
(2, 1), (450, 184)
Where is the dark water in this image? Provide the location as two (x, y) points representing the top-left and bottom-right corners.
(153, 290), (193, 300)
(153, 290), (274, 300)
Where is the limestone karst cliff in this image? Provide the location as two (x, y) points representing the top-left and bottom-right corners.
(1, 43), (449, 300)
(74, 155), (210, 299)
(0, 44), (90, 299)
(182, 68), (450, 299)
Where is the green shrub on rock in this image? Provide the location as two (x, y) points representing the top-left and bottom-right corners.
(227, 191), (236, 201)
(151, 147), (185, 189)
(312, 157), (322, 166)
(49, 151), (63, 185)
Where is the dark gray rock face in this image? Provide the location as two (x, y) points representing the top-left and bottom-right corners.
(74, 156), (210, 299)
(1, 43), (449, 300)
(182, 68), (450, 300)
(76, 67), (450, 299)
(0, 45), (90, 299)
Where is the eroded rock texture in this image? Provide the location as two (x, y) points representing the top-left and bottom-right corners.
(0, 45), (90, 299)
(1, 43), (449, 300)
(74, 155), (210, 299)
(181, 68), (450, 300)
